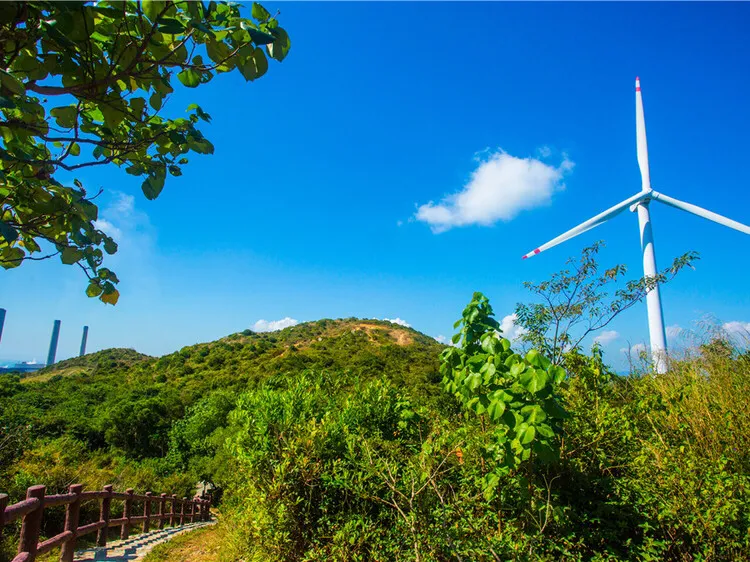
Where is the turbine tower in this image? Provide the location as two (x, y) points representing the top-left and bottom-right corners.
(523, 77), (750, 373)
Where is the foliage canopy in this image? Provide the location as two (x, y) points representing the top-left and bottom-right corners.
(0, 0), (290, 303)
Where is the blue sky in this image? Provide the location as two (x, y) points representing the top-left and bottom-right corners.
(2, 2), (750, 370)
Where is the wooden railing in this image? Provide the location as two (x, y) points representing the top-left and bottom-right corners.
(0, 484), (212, 562)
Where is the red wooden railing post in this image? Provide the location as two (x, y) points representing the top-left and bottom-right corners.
(97, 485), (113, 547)
(189, 498), (196, 523)
(142, 492), (152, 533)
(169, 494), (177, 527)
(0, 493), (8, 539)
(179, 497), (186, 525)
(120, 488), (134, 540)
(158, 493), (166, 529)
(59, 484), (83, 562)
(18, 485), (45, 559)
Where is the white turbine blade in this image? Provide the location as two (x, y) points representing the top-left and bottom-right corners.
(522, 192), (647, 259)
(651, 191), (750, 235)
(635, 77), (651, 192)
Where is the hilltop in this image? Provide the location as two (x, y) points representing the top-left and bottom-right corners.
(0, 318), (444, 464)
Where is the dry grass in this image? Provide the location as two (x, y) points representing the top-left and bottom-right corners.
(141, 524), (222, 562)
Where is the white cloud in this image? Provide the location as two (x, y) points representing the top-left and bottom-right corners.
(92, 218), (122, 240)
(384, 317), (411, 328)
(93, 192), (148, 247)
(593, 330), (619, 345)
(499, 314), (527, 342)
(415, 149), (574, 233)
(435, 335), (447, 344)
(723, 321), (750, 335)
(252, 317), (299, 332)
(666, 325), (683, 339)
(620, 343), (646, 356)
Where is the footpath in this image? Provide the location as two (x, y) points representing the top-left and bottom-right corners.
(73, 521), (215, 561)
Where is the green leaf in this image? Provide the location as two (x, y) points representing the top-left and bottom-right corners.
(0, 95), (16, 109)
(86, 282), (104, 298)
(149, 92), (163, 111)
(523, 369), (548, 394)
(103, 237), (118, 255)
(521, 404), (546, 424)
(251, 2), (272, 22)
(518, 424), (536, 445)
(130, 97), (146, 117)
(465, 372), (481, 392)
(206, 40), (232, 65)
(487, 399), (506, 421)
(157, 18), (186, 34)
(177, 69), (201, 88)
(142, 175), (165, 200)
(50, 106), (77, 128)
(141, 0), (167, 22)
(238, 47), (268, 81)
(525, 349), (543, 368)
(61, 247), (83, 264)
(101, 288), (120, 305)
(549, 365), (566, 385)
(0, 220), (19, 243)
(246, 26), (276, 46)
(267, 27), (291, 62)
(0, 69), (25, 96)
(69, 142), (80, 156)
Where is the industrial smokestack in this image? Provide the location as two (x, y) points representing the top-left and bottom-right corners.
(0, 308), (5, 344)
(47, 320), (61, 366)
(79, 326), (89, 357)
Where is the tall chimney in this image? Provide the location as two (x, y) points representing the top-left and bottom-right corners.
(79, 326), (89, 357)
(47, 320), (61, 366)
(0, 308), (5, 344)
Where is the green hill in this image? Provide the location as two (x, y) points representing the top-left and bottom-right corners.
(0, 318), (443, 469)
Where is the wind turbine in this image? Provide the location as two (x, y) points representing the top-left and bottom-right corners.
(522, 77), (750, 373)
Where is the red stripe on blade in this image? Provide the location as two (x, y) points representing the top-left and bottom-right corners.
(533, 248), (541, 255)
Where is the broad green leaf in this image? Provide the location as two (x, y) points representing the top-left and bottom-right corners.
(521, 404), (546, 424)
(177, 69), (202, 88)
(525, 349), (543, 367)
(101, 288), (120, 305)
(0, 220), (19, 243)
(518, 424), (536, 445)
(465, 372), (481, 392)
(0, 69), (25, 95)
(86, 282), (104, 298)
(142, 175), (165, 200)
(69, 142), (80, 156)
(549, 365), (566, 385)
(61, 247), (83, 264)
(487, 399), (506, 421)
(149, 92), (163, 111)
(267, 27), (291, 62)
(142, 0), (167, 22)
(245, 26), (276, 46)
(206, 40), (232, 65)
(103, 238), (118, 254)
(50, 106), (77, 128)
(251, 3), (271, 22)
(157, 18), (186, 34)
(524, 369), (548, 394)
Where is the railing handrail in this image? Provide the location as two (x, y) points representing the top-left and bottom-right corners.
(0, 484), (212, 562)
